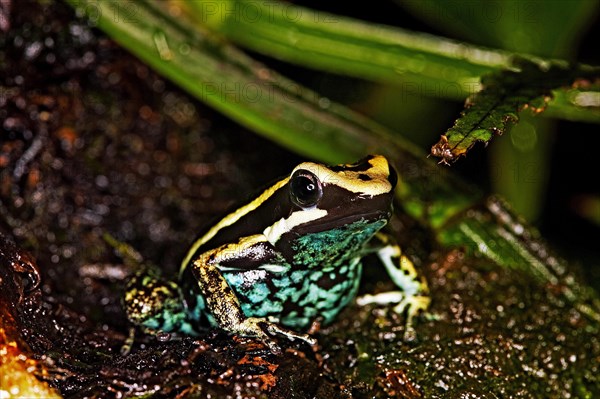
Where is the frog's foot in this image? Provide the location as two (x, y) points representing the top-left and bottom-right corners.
(234, 317), (317, 354)
(357, 290), (430, 341)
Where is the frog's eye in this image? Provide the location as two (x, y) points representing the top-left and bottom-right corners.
(290, 169), (323, 208)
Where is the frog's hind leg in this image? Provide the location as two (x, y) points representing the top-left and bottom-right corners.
(358, 233), (430, 341)
(124, 266), (193, 335)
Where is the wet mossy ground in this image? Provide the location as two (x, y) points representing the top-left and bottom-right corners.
(1, 1), (599, 398)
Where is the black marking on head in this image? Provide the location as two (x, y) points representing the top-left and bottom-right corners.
(388, 164), (398, 188)
(318, 184), (391, 213)
(329, 155), (376, 173)
(357, 173), (372, 181)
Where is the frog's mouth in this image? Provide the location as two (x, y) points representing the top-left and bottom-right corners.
(294, 208), (391, 236)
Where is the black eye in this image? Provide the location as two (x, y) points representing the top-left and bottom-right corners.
(290, 169), (323, 207)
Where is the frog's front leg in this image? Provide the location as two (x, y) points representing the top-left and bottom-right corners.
(190, 234), (316, 353)
(358, 232), (430, 341)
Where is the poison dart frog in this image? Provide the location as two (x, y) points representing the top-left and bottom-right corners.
(124, 155), (430, 352)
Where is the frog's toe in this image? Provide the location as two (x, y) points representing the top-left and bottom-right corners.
(235, 317), (316, 353)
(264, 322), (317, 346)
(233, 317), (282, 353)
(402, 325), (417, 343)
(393, 294), (430, 342)
(391, 294), (430, 318)
(358, 290), (431, 341)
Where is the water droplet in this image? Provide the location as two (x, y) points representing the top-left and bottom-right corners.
(510, 121), (537, 152)
(302, 120), (314, 132)
(179, 42), (191, 55)
(24, 41), (43, 60)
(405, 54), (426, 73)
(157, 332), (171, 342)
(318, 97), (331, 109)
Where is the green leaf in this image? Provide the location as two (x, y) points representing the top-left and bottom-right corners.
(187, 0), (600, 123)
(187, 0), (504, 100)
(430, 58), (600, 164)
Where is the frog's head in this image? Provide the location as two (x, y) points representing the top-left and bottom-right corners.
(265, 155), (397, 263)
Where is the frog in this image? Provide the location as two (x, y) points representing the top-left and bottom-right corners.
(124, 155), (430, 352)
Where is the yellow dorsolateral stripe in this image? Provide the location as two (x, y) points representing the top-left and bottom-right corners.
(179, 177), (289, 277)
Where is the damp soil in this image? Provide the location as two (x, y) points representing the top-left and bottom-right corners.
(1, 1), (599, 398)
